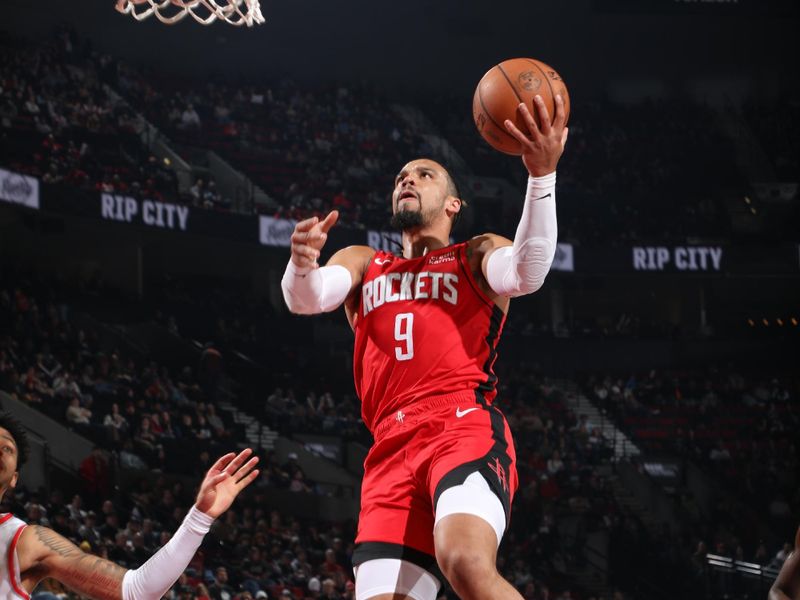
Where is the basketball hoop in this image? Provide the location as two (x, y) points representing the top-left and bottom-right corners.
(115, 0), (264, 26)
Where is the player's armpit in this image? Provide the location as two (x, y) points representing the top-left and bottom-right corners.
(19, 525), (126, 600)
(327, 245), (376, 297)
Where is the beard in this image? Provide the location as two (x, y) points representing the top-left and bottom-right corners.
(390, 209), (424, 231)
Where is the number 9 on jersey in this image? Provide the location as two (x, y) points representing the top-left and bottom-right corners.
(394, 313), (414, 361)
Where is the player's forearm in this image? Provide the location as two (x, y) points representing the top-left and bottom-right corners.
(61, 555), (127, 600)
(281, 261), (352, 314)
(485, 172), (557, 297)
(121, 505), (213, 600)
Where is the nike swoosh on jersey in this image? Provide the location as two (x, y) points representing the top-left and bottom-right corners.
(455, 407), (479, 418)
(374, 258), (392, 265)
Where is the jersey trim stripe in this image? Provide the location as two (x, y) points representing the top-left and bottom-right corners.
(433, 301), (513, 517)
(8, 524), (30, 600)
(432, 400), (514, 524)
(476, 305), (504, 397)
(0, 514), (13, 525)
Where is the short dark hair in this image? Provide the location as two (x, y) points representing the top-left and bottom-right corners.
(0, 412), (29, 469)
(444, 169), (468, 228)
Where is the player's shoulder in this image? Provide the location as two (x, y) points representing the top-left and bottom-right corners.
(467, 233), (513, 258)
(328, 245), (376, 275)
(330, 245), (376, 262)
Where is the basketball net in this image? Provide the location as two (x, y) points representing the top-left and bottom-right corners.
(115, 0), (264, 26)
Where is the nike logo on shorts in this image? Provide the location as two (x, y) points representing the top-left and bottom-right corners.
(456, 407), (479, 418)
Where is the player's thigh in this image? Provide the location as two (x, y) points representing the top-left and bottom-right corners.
(434, 471), (506, 551)
(354, 558), (440, 600)
(433, 471), (506, 582)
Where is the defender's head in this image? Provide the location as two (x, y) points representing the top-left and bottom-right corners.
(0, 412), (29, 500)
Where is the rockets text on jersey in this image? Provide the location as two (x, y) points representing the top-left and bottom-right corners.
(353, 242), (506, 432)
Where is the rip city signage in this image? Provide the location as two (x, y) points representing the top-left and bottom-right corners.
(101, 194), (190, 232)
(258, 215), (296, 247)
(0, 168), (39, 210)
(632, 246), (723, 272)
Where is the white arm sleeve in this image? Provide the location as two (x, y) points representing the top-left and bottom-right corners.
(281, 262), (352, 315)
(121, 506), (213, 600)
(485, 171), (557, 297)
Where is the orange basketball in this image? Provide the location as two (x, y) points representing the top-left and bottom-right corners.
(473, 58), (571, 155)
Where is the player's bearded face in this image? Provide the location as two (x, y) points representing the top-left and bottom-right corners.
(390, 196), (444, 231)
(390, 163), (447, 231)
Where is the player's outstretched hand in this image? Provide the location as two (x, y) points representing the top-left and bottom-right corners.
(195, 449), (259, 518)
(503, 94), (569, 178)
(290, 210), (339, 270)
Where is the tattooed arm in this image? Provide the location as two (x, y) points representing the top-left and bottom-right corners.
(16, 449), (259, 600)
(17, 525), (126, 600)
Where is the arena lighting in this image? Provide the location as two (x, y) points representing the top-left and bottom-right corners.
(776, 318), (784, 326)
(744, 196), (751, 204)
(762, 318), (769, 326)
(747, 319), (755, 327)
(164, 158), (171, 166)
(792, 317), (799, 326)
(705, 554), (781, 580)
(750, 207), (758, 215)
(707, 554), (734, 569)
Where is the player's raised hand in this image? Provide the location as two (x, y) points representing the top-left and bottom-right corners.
(503, 94), (569, 178)
(195, 449), (259, 518)
(290, 210), (339, 269)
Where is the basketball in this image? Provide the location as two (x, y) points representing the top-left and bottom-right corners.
(473, 58), (571, 155)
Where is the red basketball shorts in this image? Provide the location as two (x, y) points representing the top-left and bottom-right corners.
(351, 391), (518, 577)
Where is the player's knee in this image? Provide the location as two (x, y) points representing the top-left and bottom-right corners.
(436, 546), (495, 593)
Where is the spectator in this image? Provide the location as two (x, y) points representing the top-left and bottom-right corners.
(180, 104), (201, 129)
(209, 566), (235, 600)
(66, 396), (92, 426)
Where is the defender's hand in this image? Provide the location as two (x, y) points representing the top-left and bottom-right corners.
(504, 94), (569, 178)
(195, 449), (259, 519)
(290, 211), (339, 269)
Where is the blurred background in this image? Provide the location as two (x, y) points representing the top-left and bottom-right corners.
(0, 0), (798, 598)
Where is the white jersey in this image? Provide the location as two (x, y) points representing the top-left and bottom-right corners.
(0, 514), (29, 600)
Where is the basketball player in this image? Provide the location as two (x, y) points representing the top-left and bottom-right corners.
(0, 411), (259, 599)
(770, 527), (800, 600)
(282, 95), (567, 600)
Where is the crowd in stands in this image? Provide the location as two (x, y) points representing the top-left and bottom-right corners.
(4, 28), (799, 246)
(0, 30), (181, 203)
(116, 65), (430, 227)
(427, 94), (749, 245)
(586, 368), (799, 598)
(0, 275), (244, 478)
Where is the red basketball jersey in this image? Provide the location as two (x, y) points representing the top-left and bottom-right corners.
(353, 242), (506, 432)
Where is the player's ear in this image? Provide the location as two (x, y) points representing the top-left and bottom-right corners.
(445, 196), (462, 219)
(10, 471), (18, 490)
